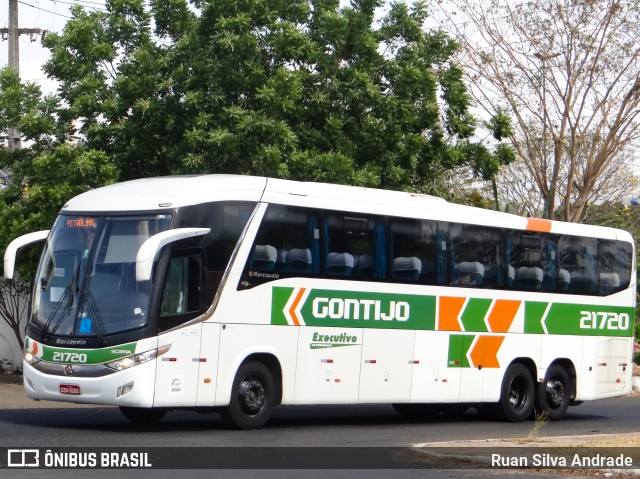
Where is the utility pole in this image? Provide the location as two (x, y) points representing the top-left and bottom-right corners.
(1, 0), (44, 150)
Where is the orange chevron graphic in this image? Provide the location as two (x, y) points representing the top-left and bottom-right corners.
(438, 296), (465, 331)
(487, 299), (521, 333)
(289, 288), (306, 326)
(469, 335), (505, 368)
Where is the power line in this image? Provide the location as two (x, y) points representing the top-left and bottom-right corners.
(17, 1), (73, 19)
(39, 0), (107, 11)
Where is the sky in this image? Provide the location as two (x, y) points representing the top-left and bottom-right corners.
(0, 0), (106, 95)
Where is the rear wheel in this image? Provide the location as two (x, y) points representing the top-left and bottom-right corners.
(492, 363), (534, 422)
(535, 365), (571, 420)
(119, 406), (167, 424)
(221, 360), (275, 430)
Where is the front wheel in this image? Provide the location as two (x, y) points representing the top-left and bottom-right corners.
(492, 363), (534, 422)
(535, 365), (571, 420)
(221, 360), (275, 430)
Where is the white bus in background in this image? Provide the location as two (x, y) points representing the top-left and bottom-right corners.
(5, 175), (636, 429)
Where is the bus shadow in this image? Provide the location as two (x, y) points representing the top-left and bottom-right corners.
(0, 404), (608, 433)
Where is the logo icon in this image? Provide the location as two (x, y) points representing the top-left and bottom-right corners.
(7, 449), (40, 467)
(64, 364), (74, 376)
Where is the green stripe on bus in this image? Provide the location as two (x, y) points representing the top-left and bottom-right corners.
(271, 286), (293, 326)
(546, 303), (633, 337)
(271, 287), (635, 337)
(525, 302), (634, 336)
(524, 301), (548, 334)
(460, 298), (492, 332)
(39, 342), (137, 364)
(448, 334), (474, 368)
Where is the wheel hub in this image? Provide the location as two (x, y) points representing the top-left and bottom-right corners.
(546, 379), (565, 407)
(239, 377), (266, 416)
(509, 378), (526, 409)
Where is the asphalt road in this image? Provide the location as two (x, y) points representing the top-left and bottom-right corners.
(1, 380), (639, 478)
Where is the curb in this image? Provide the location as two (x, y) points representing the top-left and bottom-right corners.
(413, 433), (640, 474)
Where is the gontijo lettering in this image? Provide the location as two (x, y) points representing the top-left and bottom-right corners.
(312, 297), (410, 321)
(272, 286), (443, 330)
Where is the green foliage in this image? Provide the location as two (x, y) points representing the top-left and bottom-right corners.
(583, 202), (640, 342)
(37, 0), (510, 188)
(0, 0), (514, 277)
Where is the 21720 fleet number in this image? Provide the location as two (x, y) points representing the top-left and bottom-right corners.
(52, 352), (88, 363)
(579, 311), (630, 330)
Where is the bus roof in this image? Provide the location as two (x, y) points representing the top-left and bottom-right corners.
(61, 174), (631, 242)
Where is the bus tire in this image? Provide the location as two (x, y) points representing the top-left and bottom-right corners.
(492, 363), (534, 422)
(119, 406), (166, 424)
(535, 365), (571, 421)
(222, 360), (275, 430)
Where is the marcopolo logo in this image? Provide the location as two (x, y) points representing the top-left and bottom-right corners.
(271, 287), (436, 330)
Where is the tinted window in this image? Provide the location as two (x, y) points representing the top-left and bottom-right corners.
(508, 232), (557, 291)
(558, 236), (598, 294)
(599, 240), (633, 295)
(450, 224), (504, 288)
(390, 218), (445, 284)
(246, 205), (321, 276)
(324, 212), (386, 279)
(160, 252), (203, 317)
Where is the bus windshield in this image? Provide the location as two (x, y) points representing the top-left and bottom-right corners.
(32, 214), (172, 340)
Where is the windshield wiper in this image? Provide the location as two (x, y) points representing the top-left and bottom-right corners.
(40, 284), (72, 341)
(44, 262), (81, 339)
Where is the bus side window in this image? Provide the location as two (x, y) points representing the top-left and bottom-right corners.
(159, 251), (204, 329)
(507, 232), (556, 292)
(558, 236), (598, 294)
(390, 218), (441, 284)
(450, 224), (504, 288)
(324, 212), (386, 279)
(598, 240), (632, 295)
(243, 205), (321, 284)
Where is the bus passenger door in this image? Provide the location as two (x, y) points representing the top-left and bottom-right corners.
(294, 328), (363, 404)
(358, 329), (415, 403)
(153, 249), (208, 407)
(154, 323), (203, 407)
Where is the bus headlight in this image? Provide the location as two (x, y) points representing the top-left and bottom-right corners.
(105, 344), (171, 371)
(24, 352), (41, 365)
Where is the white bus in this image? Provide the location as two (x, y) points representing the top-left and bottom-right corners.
(5, 175), (636, 429)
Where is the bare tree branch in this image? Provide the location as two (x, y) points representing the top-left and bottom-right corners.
(436, 0), (640, 221)
(0, 278), (30, 352)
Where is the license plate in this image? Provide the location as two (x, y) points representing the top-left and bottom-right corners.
(59, 384), (81, 395)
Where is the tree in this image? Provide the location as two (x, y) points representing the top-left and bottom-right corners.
(0, 278), (30, 352)
(0, 67), (118, 265)
(582, 201), (640, 342)
(495, 145), (637, 219)
(0, 0), (513, 356)
(438, 0), (640, 221)
(0, 67), (118, 351)
(39, 0), (512, 192)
